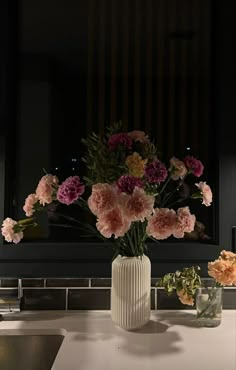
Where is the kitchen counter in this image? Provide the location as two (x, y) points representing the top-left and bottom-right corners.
(0, 310), (235, 370)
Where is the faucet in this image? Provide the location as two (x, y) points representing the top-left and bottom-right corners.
(0, 279), (23, 313)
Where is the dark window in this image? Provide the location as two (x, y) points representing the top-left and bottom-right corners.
(1, 0), (236, 277)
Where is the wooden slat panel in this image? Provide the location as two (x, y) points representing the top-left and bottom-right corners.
(86, 0), (95, 134)
(167, 0), (177, 158)
(122, 0), (129, 129)
(191, 0), (201, 154)
(98, 0), (105, 134)
(110, 0), (117, 123)
(179, 0), (189, 153)
(145, 0), (153, 133)
(86, 0), (211, 160)
(199, 0), (211, 165)
(133, 0), (141, 129)
(155, 0), (166, 152)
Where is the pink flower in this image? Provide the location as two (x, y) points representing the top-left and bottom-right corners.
(146, 208), (177, 240)
(36, 174), (59, 206)
(173, 207), (195, 238)
(57, 176), (85, 205)
(177, 289), (194, 306)
(108, 133), (132, 151)
(195, 181), (212, 207)
(144, 160), (168, 184)
(128, 130), (149, 143)
(1, 218), (23, 244)
(208, 259), (236, 286)
(122, 187), (155, 222)
(88, 183), (118, 217)
(96, 206), (131, 239)
(169, 157), (187, 180)
(116, 175), (143, 194)
(23, 193), (39, 217)
(184, 156), (204, 177)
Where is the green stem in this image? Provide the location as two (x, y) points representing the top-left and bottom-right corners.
(197, 281), (222, 319)
(160, 175), (187, 207)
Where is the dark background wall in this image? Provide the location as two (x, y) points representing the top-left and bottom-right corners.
(0, 0), (236, 277)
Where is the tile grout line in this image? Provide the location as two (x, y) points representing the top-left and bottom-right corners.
(65, 288), (68, 310)
(155, 288), (157, 310)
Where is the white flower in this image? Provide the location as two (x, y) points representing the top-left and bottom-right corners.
(1, 217), (23, 244)
(195, 181), (213, 207)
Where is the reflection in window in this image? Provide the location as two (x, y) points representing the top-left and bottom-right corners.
(15, 0), (215, 242)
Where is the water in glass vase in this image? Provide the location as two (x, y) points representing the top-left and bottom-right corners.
(196, 287), (223, 327)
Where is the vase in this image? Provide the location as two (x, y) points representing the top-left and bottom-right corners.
(196, 286), (223, 327)
(111, 254), (151, 330)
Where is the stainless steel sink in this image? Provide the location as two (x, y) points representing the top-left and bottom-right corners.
(0, 332), (64, 370)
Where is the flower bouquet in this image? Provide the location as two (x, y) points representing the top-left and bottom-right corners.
(158, 250), (236, 327)
(1, 122), (213, 330)
(1, 122), (212, 255)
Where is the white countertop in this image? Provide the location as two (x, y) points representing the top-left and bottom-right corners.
(0, 310), (236, 370)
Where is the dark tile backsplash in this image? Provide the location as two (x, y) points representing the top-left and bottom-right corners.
(22, 279), (45, 288)
(68, 289), (110, 310)
(0, 278), (236, 310)
(21, 289), (66, 310)
(91, 278), (111, 287)
(46, 278), (89, 287)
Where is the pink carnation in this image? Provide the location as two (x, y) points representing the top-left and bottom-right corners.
(195, 181), (212, 207)
(23, 193), (39, 217)
(208, 259), (236, 286)
(108, 133), (132, 151)
(88, 183), (118, 217)
(116, 175), (143, 194)
(36, 174), (59, 206)
(1, 217), (23, 244)
(96, 206), (131, 239)
(146, 208), (177, 240)
(128, 130), (149, 143)
(173, 207), (196, 238)
(57, 176), (85, 205)
(122, 187), (155, 222)
(144, 160), (168, 184)
(184, 156), (204, 177)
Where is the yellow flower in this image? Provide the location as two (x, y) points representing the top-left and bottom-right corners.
(125, 152), (147, 177)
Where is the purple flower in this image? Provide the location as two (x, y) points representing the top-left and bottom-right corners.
(144, 160), (167, 184)
(108, 133), (132, 151)
(116, 175), (144, 194)
(184, 156), (204, 177)
(57, 176), (85, 205)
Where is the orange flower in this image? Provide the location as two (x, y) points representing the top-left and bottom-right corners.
(125, 152), (147, 177)
(177, 289), (194, 306)
(208, 256), (236, 286)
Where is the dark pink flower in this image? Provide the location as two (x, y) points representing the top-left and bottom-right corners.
(116, 175), (143, 194)
(108, 133), (132, 151)
(144, 160), (167, 184)
(184, 156), (204, 177)
(57, 176), (85, 205)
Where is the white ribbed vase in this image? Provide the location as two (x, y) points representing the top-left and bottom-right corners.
(111, 254), (151, 330)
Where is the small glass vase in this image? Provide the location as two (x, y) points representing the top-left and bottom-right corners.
(196, 286), (223, 327)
